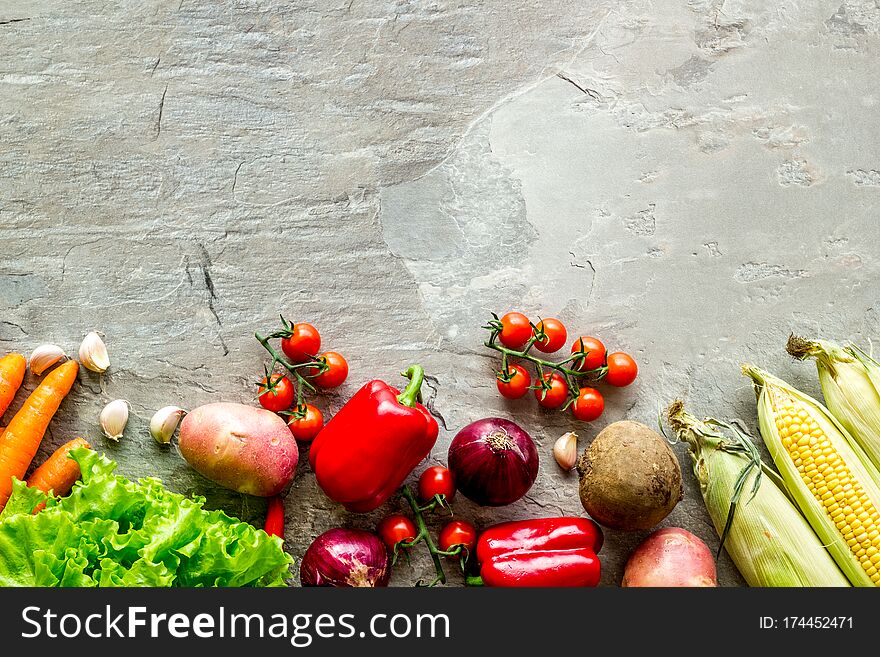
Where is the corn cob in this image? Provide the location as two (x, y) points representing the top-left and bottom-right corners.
(788, 336), (880, 473)
(667, 401), (849, 587)
(743, 364), (880, 587)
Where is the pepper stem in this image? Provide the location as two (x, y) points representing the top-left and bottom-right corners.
(397, 365), (426, 408)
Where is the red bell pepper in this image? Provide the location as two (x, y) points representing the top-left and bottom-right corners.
(473, 517), (602, 587)
(309, 365), (439, 513)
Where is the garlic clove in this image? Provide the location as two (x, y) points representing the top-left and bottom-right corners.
(150, 406), (187, 444)
(79, 331), (110, 373)
(29, 344), (67, 376)
(553, 431), (579, 471)
(100, 399), (129, 441)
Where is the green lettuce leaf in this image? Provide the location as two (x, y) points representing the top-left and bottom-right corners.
(0, 479), (46, 521)
(0, 448), (292, 587)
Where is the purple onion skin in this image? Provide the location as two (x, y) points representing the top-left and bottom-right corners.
(448, 417), (539, 506)
(300, 528), (391, 587)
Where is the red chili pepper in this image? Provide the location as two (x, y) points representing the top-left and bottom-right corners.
(309, 365), (439, 513)
(264, 495), (285, 539)
(473, 517), (602, 587)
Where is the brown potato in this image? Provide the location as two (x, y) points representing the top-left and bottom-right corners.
(577, 420), (683, 531)
(178, 402), (298, 497)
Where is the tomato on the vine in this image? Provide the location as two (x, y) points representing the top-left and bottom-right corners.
(287, 404), (324, 442)
(570, 336), (606, 372)
(534, 372), (568, 409)
(498, 312), (533, 350)
(310, 351), (349, 388)
(377, 514), (417, 550)
(571, 387), (605, 422)
(438, 520), (477, 554)
(281, 323), (321, 363)
(258, 374), (295, 412)
(605, 352), (638, 387)
(418, 466), (456, 502)
(496, 363), (531, 399)
(534, 318), (567, 353)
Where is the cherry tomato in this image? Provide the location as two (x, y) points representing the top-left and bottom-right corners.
(534, 372), (568, 409)
(439, 520), (478, 554)
(287, 404), (324, 442)
(570, 336), (606, 372)
(310, 351), (349, 388)
(534, 318), (567, 353)
(496, 363), (531, 399)
(605, 352), (638, 387)
(571, 387), (605, 422)
(418, 466), (456, 502)
(377, 514), (418, 550)
(281, 322), (321, 363)
(258, 374), (295, 412)
(498, 312), (533, 350)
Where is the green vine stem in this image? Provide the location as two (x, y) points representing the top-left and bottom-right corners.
(255, 330), (329, 414)
(464, 574), (484, 586)
(483, 325), (607, 404)
(398, 485), (461, 587)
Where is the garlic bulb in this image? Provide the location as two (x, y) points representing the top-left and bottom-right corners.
(100, 399), (129, 441)
(553, 431), (579, 471)
(79, 331), (110, 373)
(28, 344), (66, 376)
(150, 406), (187, 444)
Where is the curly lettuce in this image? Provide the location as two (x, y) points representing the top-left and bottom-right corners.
(0, 448), (292, 587)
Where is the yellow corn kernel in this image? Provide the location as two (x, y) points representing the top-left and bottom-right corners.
(774, 394), (880, 584)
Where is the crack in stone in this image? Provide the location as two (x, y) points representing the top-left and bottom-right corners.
(0, 321), (27, 340)
(155, 84), (168, 140)
(183, 246), (229, 356)
(421, 375), (448, 431)
(157, 358), (208, 373)
(198, 244), (218, 300)
(568, 252), (596, 308)
(0, 18), (30, 25)
(61, 239), (103, 282)
(197, 243), (228, 356)
(521, 493), (566, 516)
(555, 71), (601, 100)
(231, 161), (245, 194)
(109, 367), (219, 394)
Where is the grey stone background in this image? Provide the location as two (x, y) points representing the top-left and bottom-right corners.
(1, 0), (878, 586)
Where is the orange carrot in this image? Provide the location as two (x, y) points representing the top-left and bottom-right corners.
(0, 353), (26, 417)
(0, 359), (79, 510)
(28, 436), (90, 496)
(27, 437), (90, 511)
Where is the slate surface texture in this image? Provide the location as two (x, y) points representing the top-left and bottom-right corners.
(2, 0), (879, 586)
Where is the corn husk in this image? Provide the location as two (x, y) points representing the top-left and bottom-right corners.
(743, 364), (880, 587)
(667, 401), (849, 587)
(788, 336), (880, 473)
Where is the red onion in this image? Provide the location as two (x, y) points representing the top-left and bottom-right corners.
(300, 528), (391, 587)
(448, 417), (539, 506)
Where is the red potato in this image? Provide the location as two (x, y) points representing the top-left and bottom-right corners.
(622, 528), (717, 587)
(178, 402), (298, 497)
